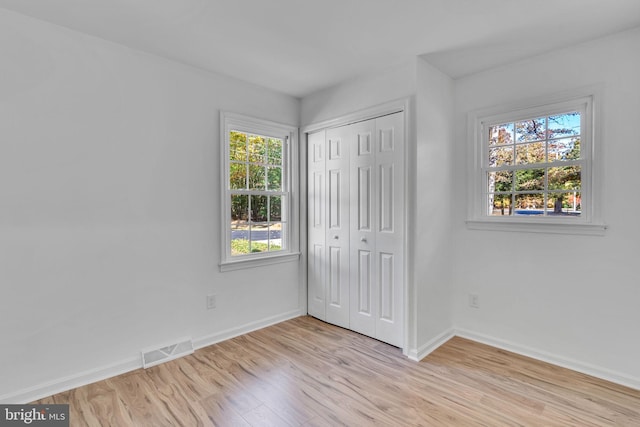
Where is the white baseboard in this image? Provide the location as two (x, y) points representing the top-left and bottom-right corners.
(192, 309), (302, 350)
(407, 328), (455, 361)
(0, 357), (141, 405)
(455, 328), (640, 391)
(0, 309), (303, 404)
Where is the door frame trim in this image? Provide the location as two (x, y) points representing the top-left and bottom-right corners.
(303, 99), (408, 134)
(301, 97), (413, 356)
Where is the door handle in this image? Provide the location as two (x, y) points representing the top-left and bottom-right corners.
(360, 237), (367, 243)
(333, 235), (339, 240)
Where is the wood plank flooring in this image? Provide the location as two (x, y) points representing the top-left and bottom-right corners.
(34, 316), (640, 426)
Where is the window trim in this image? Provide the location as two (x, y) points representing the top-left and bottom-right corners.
(466, 87), (606, 235)
(219, 112), (300, 271)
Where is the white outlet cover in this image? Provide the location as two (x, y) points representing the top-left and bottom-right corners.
(207, 294), (216, 309)
(469, 294), (479, 308)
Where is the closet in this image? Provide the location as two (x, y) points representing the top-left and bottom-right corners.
(307, 112), (404, 347)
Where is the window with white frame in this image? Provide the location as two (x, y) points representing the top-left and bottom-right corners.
(220, 112), (299, 270)
(467, 91), (605, 234)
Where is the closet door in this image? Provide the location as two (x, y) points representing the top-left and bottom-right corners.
(307, 130), (326, 320)
(349, 112), (404, 347)
(349, 120), (377, 338)
(373, 112), (404, 347)
(307, 111), (404, 347)
(324, 127), (350, 328)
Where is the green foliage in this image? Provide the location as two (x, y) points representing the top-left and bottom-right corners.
(231, 239), (281, 255)
(229, 131), (284, 221)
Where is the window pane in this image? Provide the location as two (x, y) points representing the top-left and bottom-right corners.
(250, 195), (268, 222)
(249, 224), (269, 253)
(268, 223), (283, 251)
(248, 165), (266, 190)
(230, 195), (248, 222)
(489, 123), (514, 145)
(248, 135), (266, 163)
(229, 163), (246, 189)
(516, 117), (546, 142)
(550, 192), (582, 216)
(269, 196), (282, 221)
(549, 166), (581, 190)
(267, 166), (282, 191)
(230, 238), (250, 256)
(489, 194), (512, 216)
(488, 171), (513, 193)
(230, 217), (249, 256)
(489, 146), (513, 167)
(516, 142), (545, 164)
(230, 132), (247, 161)
(268, 138), (282, 165)
(549, 137), (580, 161)
(514, 194), (545, 214)
(548, 112), (580, 138)
(516, 169), (545, 191)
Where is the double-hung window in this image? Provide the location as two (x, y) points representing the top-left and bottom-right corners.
(467, 90), (605, 235)
(220, 112), (299, 271)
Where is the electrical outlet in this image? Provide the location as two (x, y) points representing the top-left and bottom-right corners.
(469, 293), (479, 308)
(206, 294), (216, 310)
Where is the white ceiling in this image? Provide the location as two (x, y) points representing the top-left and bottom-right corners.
(1, 0), (639, 98)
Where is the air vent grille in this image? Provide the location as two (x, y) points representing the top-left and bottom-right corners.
(141, 337), (194, 369)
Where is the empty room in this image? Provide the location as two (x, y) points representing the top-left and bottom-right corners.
(1, 0), (639, 425)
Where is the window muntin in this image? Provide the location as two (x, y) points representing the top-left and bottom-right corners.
(484, 110), (584, 218)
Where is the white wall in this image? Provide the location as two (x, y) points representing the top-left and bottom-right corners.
(0, 9), (301, 402)
(301, 60), (416, 126)
(452, 27), (640, 387)
(413, 58), (455, 358)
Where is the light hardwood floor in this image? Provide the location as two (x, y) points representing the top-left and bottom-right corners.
(34, 316), (640, 426)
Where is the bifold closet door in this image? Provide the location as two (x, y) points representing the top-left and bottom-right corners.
(307, 127), (351, 329)
(307, 130), (326, 321)
(307, 126), (351, 330)
(307, 111), (404, 347)
(323, 126), (350, 328)
(349, 113), (404, 347)
(348, 120), (377, 338)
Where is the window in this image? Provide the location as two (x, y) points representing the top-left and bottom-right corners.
(220, 112), (299, 271)
(467, 90), (606, 235)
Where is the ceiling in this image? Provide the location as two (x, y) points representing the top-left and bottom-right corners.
(1, 0), (639, 98)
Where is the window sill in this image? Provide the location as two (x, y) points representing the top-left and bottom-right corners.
(465, 219), (607, 236)
(219, 252), (300, 272)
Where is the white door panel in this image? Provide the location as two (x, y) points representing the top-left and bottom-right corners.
(374, 113), (404, 347)
(324, 129), (350, 328)
(307, 131), (326, 320)
(349, 120), (377, 337)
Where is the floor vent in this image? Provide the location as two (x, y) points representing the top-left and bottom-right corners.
(141, 337), (194, 369)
